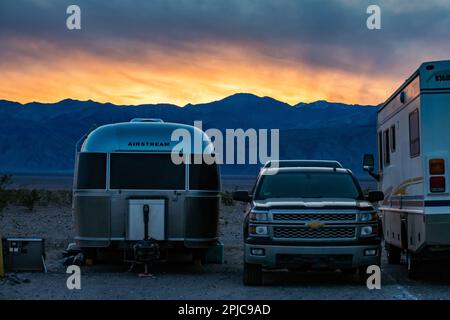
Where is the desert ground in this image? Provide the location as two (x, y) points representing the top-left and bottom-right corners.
(2, 197), (450, 300)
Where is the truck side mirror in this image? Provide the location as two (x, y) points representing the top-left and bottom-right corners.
(367, 191), (384, 202)
(363, 153), (375, 172)
(232, 190), (252, 203)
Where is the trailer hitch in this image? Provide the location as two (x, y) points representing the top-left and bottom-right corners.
(132, 204), (160, 276)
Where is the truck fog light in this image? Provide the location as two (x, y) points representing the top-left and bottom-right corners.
(255, 226), (268, 235)
(250, 248), (265, 256)
(361, 226), (373, 236)
(364, 249), (377, 256)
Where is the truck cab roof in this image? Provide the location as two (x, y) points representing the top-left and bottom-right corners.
(261, 166), (350, 176)
(263, 160), (343, 169)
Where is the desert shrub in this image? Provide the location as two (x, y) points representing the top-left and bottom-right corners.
(20, 189), (40, 211)
(0, 175), (72, 211)
(0, 190), (8, 212)
(220, 191), (234, 206)
(0, 174), (13, 213)
(0, 190), (8, 213)
(0, 174), (12, 188)
(9, 189), (73, 208)
(48, 190), (72, 206)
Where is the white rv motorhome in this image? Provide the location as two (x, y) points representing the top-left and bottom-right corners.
(363, 60), (450, 278)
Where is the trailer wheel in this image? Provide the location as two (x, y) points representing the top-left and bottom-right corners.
(407, 253), (424, 279)
(386, 244), (402, 264)
(243, 263), (262, 286)
(192, 249), (206, 266)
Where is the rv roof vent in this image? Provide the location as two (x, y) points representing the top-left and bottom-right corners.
(130, 118), (164, 123)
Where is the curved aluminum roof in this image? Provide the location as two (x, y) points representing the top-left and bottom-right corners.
(81, 121), (214, 154)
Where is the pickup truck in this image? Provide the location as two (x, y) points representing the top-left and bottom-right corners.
(233, 164), (384, 285)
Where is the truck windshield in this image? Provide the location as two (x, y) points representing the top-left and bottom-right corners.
(254, 171), (363, 200)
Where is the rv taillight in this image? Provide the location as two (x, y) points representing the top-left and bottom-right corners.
(429, 159), (445, 174)
(430, 176), (446, 193)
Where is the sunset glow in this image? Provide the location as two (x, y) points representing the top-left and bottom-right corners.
(0, 39), (399, 106)
(1, 0), (449, 106)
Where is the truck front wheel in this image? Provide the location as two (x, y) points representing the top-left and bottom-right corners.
(243, 263), (262, 286)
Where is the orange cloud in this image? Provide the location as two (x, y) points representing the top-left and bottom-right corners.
(0, 39), (399, 106)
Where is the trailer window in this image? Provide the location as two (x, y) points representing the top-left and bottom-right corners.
(409, 109), (420, 158)
(378, 131), (383, 171)
(384, 130), (390, 166)
(390, 125), (396, 152)
(189, 156), (220, 190)
(76, 153), (107, 189)
(110, 153), (185, 190)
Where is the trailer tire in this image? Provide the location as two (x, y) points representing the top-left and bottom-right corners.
(407, 253), (424, 279)
(192, 249), (207, 266)
(243, 263), (262, 286)
(387, 244), (402, 264)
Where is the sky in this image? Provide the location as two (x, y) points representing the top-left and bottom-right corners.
(1, 0), (450, 106)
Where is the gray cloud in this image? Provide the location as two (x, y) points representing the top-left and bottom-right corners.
(1, 0), (450, 76)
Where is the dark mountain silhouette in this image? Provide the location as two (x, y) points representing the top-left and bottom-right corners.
(0, 93), (379, 176)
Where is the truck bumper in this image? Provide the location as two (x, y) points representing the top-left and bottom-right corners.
(244, 243), (381, 269)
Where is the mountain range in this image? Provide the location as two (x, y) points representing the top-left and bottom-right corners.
(0, 93), (379, 176)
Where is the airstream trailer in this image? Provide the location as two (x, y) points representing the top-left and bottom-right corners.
(72, 119), (221, 263)
(363, 60), (450, 278)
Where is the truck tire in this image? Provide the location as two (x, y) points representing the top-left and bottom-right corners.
(386, 243), (402, 264)
(358, 265), (369, 283)
(243, 263), (262, 286)
(407, 253), (424, 279)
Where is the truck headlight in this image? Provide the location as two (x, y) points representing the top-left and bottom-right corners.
(360, 212), (376, 222)
(249, 212), (268, 221)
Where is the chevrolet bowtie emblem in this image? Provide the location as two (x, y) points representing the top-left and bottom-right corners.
(306, 221), (324, 229)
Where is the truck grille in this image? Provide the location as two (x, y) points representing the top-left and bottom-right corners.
(273, 213), (356, 221)
(273, 226), (356, 239)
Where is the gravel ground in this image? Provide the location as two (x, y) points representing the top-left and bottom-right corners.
(1, 203), (450, 300)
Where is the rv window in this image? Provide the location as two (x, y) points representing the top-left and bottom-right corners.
(110, 153), (185, 190)
(409, 109), (420, 157)
(378, 131), (383, 171)
(189, 156), (220, 190)
(76, 153), (107, 189)
(390, 125), (396, 152)
(384, 130), (390, 166)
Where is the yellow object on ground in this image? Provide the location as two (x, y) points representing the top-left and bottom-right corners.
(0, 234), (4, 278)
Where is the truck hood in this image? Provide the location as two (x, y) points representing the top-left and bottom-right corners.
(252, 198), (373, 210)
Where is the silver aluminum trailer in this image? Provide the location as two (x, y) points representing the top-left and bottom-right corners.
(363, 60), (450, 277)
(72, 119), (221, 262)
